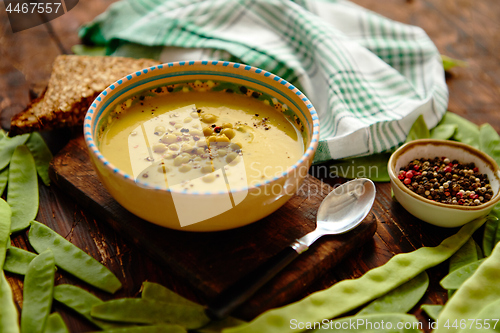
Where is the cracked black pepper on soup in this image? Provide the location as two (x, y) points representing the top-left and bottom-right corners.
(398, 157), (494, 206)
(99, 90), (304, 192)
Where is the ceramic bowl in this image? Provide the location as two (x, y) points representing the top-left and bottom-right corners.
(84, 61), (320, 231)
(388, 139), (500, 227)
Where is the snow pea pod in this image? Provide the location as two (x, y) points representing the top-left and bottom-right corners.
(430, 124), (457, 140)
(435, 242), (500, 333)
(439, 112), (480, 148)
(224, 216), (488, 333)
(91, 298), (210, 329)
(97, 325), (187, 333)
(482, 218), (499, 257)
(309, 313), (421, 332)
(28, 221), (122, 293)
(43, 313), (69, 333)
(0, 272), (20, 333)
(357, 271), (429, 315)
(456, 298), (500, 333)
(53, 284), (129, 330)
(0, 133), (29, 171)
(21, 249), (56, 333)
(479, 123), (500, 166)
(440, 259), (484, 290)
(449, 237), (480, 273)
(421, 304), (443, 322)
(26, 132), (53, 186)
(8, 145), (38, 233)
(142, 281), (200, 307)
(0, 198), (12, 268)
(0, 168), (8, 197)
(3, 246), (37, 275)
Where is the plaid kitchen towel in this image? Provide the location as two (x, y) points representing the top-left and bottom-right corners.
(79, 0), (448, 163)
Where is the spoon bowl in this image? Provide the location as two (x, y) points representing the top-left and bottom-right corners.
(206, 178), (376, 320)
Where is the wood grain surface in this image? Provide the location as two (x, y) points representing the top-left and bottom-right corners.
(1, 0), (499, 332)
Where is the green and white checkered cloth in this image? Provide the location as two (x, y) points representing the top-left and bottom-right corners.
(80, 0), (448, 163)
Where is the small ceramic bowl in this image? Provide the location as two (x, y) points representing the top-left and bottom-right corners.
(388, 139), (500, 227)
(84, 61), (320, 232)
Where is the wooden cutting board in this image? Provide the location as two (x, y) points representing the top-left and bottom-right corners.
(49, 135), (377, 319)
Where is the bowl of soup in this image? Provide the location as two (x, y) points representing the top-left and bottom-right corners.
(84, 60), (320, 231)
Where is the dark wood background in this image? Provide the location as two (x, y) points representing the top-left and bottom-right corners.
(1, 0), (499, 332)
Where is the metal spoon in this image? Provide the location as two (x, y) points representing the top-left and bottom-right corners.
(206, 178), (376, 320)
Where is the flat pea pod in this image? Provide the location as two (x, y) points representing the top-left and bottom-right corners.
(3, 246), (37, 275)
(97, 325), (187, 333)
(482, 218), (499, 257)
(0, 272), (20, 333)
(26, 132), (53, 186)
(309, 313), (421, 332)
(28, 221), (122, 293)
(456, 298), (500, 333)
(405, 114), (430, 143)
(43, 313), (69, 333)
(142, 281), (200, 307)
(197, 317), (246, 333)
(421, 304), (443, 321)
(0, 168), (8, 196)
(430, 124), (457, 140)
(449, 237), (480, 273)
(479, 123), (500, 166)
(224, 216), (488, 333)
(439, 112), (480, 148)
(0, 133), (29, 170)
(0, 129), (5, 139)
(53, 284), (129, 330)
(0, 198), (12, 268)
(91, 298), (210, 329)
(8, 145), (38, 233)
(440, 259), (484, 290)
(21, 249), (56, 333)
(435, 242), (500, 333)
(357, 271), (429, 315)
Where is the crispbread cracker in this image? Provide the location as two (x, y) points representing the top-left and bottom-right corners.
(10, 55), (160, 135)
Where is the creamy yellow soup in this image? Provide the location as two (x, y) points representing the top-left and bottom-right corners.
(100, 91), (304, 192)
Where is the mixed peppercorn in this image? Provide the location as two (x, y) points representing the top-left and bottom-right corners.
(398, 157), (494, 206)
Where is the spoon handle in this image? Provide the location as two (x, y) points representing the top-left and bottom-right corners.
(205, 241), (306, 320)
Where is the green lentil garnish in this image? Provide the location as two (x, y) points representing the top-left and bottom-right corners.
(224, 216), (488, 333)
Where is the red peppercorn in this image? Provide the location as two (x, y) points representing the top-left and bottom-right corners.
(473, 167), (479, 173)
(404, 178), (412, 185)
(413, 165), (420, 171)
(406, 170), (414, 179)
(398, 174), (405, 180)
(457, 192), (463, 198)
(214, 126), (222, 133)
(444, 166), (452, 173)
(458, 199), (464, 205)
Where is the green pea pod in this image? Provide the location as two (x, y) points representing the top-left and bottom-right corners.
(21, 249), (56, 333)
(479, 123), (500, 166)
(3, 246), (37, 275)
(53, 284), (129, 330)
(0, 198), (12, 268)
(449, 237), (479, 273)
(435, 242), (500, 333)
(405, 115), (430, 143)
(438, 112), (480, 148)
(482, 218), (499, 257)
(142, 281), (200, 307)
(308, 313), (421, 332)
(26, 132), (53, 186)
(91, 299), (210, 329)
(197, 317), (246, 333)
(43, 313), (69, 333)
(357, 272), (429, 315)
(96, 325), (187, 333)
(456, 298), (500, 333)
(329, 153), (392, 182)
(0, 133), (29, 171)
(224, 216), (488, 333)
(430, 124), (457, 140)
(0, 129), (5, 140)
(440, 259), (485, 290)
(28, 221), (122, 293)
(420, 304), (443, 321)
(8, 145), (38, 233)
(0, 272), (20, 333)
(0, 168), (8, 197)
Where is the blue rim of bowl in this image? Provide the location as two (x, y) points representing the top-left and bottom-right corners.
(84, 60), (320, 194)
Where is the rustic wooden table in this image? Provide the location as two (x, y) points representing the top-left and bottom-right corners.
(1, 0), (499, 332)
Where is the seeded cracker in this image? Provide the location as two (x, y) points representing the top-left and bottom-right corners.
(9, 55), (160, 136)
